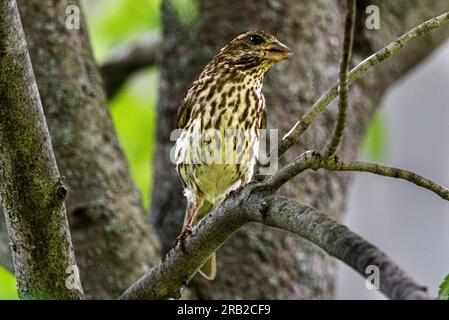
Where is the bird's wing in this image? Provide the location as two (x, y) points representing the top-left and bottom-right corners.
(176, 95), (193, 129)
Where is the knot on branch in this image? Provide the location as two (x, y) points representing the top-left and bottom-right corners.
(305, 150), (325, 171)
(56, 186), (68, 200)
(55, 177), (68, 201)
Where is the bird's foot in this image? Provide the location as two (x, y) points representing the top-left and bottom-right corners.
(230, 182), (247, 196)
(175, 225), (193, 251)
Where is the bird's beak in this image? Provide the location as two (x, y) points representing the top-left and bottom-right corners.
(264, 41), (293, 62)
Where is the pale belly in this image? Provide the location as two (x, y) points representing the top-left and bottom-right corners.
(175, 119), (259, 205)
(184, 163), (248, 204)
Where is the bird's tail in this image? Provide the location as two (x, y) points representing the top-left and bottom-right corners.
(198, 252), (216, 280)
(183, 200), (217, 280)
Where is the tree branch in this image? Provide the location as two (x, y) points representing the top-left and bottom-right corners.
(322, 160), (449, 201)
(15, 0), (161, 299)
(119, 185), (430, 300)
(123, 7), (449, 301)
(100, 34), (160, 99)
(0, 0), (83, 299)
(266, 151), (449, 202)
(252, 197), (431, 300)
(323, 0), (356, 158)
(279, 11), (449, 157)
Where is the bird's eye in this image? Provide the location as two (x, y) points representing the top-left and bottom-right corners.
(248, 34), (265, 45)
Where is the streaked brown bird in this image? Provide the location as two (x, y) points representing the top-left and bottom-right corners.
(174, 31), (292, 280)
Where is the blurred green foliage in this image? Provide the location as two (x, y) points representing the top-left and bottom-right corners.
(84, 0), (162, 208)
(85, 0), (162, 63)
(110, 71), (158, 207)
(170, 0), (199, 27)
(0, 267), (17, 300)
(439, 274), (449, 300)
(361, 111), (388, 161)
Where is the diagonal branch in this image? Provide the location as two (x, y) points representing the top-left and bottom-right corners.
(118, 185), (430, 300)
(278, 11), (449, 157)
(251, 197), (431, 300)
(323, 0), (356, 158)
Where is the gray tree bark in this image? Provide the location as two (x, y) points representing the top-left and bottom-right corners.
(152, 0), (449, 299)
(0, 0), (82, 299)
(9, 0), (160, 299)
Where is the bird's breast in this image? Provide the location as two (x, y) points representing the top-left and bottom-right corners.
(174, 80), (266, 203)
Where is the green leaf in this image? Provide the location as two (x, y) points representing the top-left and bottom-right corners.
(439, 274), (449, 300)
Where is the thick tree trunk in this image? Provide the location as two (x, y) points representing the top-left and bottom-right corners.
(0, 0), (82, 299)
(152, 0), (449, 298)
(11, 0), (161, 299)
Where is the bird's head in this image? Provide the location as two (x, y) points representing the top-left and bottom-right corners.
(215, 31), (293, 71)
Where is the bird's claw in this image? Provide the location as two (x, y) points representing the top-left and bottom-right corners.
(175, 225), (193, 251)
(230, 183), (246, 196)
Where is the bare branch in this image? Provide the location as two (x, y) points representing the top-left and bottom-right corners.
(266, 151), (449, 202)
(119, 184), (430, 300)
(265, 150), (320, 190)
(322, 160), (449, 201)
(279, 11), (449, 157)
(0, 0), (83, 299)
(252, 197), (431, 300)
(323, 0), (356, 158)
(100, 34), (161, 99)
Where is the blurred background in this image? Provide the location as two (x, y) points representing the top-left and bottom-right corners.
(336, 41), (449, 299)
(0, 0), (448, 299)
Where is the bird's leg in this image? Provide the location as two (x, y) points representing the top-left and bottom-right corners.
(229, 177), (249, 196)
(175, 203), (200, 250)
(232, 183), (245, 194)
(174, 225), (192, 251)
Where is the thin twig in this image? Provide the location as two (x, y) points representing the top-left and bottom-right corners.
(265, 150), (319, 190)
(278, 11), (449, 157)
(266, 151), (449, 202)
(323, 0), (356, 158)
(322, 160), (449, 201)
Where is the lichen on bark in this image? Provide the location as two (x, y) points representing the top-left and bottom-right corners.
(0, 0), (82, 300)
(14, 0), (161, 299)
